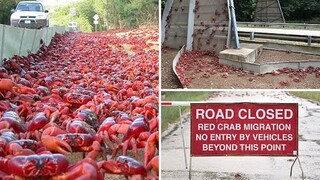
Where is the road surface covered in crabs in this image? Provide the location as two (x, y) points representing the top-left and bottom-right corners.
(174, 51), (320, 89)
(161, 91), (320, 179)
(0, 27), (159, 179)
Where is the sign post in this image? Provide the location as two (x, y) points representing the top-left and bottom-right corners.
(93, 14), (99, 32)
(228, 0), (240, 49)
(69, 8), (76, 29)
(178, 106), (188, 170)
(189, 102), (303, 179)
(70, 8), (76, 17)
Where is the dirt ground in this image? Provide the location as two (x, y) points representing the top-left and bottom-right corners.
(161, 48), (182, 89)
(257, 49), (320, 64)
(161, 48), (320, 89)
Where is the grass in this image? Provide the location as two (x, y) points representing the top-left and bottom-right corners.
(161, 92), (214, 132)
(161, 91), (320, 133)
(289, 92), (320, 103)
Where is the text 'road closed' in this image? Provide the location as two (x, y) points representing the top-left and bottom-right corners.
(191, 103), (298, 156)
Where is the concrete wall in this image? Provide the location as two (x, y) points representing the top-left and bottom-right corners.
(193, 0), (229, 51)
(162, 0), (230, 52)
(0, 25), (66, 65)
(220, 57), (320, 74)
(163, 0), (189, 49)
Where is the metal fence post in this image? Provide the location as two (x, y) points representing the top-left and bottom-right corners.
(229, 0), (240, 49)
(250, 32), (255, 40)
(0, 25), (5, 64)
(19, 28), (26, 56)
(179, 106), (188, 170)
(186, 0), (196, 51)
(31, 30), (37, 53)
(307, 36), (312, 46)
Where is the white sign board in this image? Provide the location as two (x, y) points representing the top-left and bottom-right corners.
(93, 14), (99, 20)
(70, 8), (76, 17)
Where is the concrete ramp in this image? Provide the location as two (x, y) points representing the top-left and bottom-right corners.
(193, 1), (229, 52)
(162, 0), (230, 52)
(163, 0), (189, 49)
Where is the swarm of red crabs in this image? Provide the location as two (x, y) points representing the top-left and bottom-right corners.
(0, 28), (159, 179)
(175, 50), (320, 88)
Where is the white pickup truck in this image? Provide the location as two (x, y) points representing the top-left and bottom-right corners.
(10, 1), (49, 29)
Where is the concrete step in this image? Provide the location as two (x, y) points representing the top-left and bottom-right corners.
(219, 43), (263, 63)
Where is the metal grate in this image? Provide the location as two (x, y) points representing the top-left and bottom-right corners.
(20, 16), (36, 18)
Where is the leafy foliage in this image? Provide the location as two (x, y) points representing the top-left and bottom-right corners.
(235, 0), (320, 23)
(280, 0), (320, 23)
(160, 0), (320, 23)
(234, 0), (256, 22)
(51, 0), (158, 32)
(161, 0), (167, 16)
(106, 0), (158, 29)
(0, 0), (17, 25)
(161, 92), (213, 132)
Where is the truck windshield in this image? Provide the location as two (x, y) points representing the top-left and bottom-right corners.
(16, 3), (43, 12)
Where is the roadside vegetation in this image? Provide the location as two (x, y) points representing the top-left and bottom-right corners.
(161, 0), (320, 23)
(0, 0), (158, 31)
(161, 92), (213, 132)
(234, 0), (320, 23)
(51, 0), (158, 32)
(0, 0), (16, 25)
(161, 91), (320, 133)
(290, 92), (320, 103)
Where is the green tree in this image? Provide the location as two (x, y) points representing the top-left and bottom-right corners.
(234, 0), (257, 22)
(234, 0), (320, 23)
(51, 0), (158, 32)
(106, 0), (158, 29)
(281, 0), (320, 22)
(0, 0), (17, 25)
(161, 0), (167, 14)
(162, 0), (320, 23)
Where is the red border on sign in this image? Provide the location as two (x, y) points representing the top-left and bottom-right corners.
(190, 103), (298, 157)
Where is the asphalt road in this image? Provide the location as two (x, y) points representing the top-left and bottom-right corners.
(161, 91), (320, 180)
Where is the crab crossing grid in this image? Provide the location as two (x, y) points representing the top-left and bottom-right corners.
(161, 101), (305, 179)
